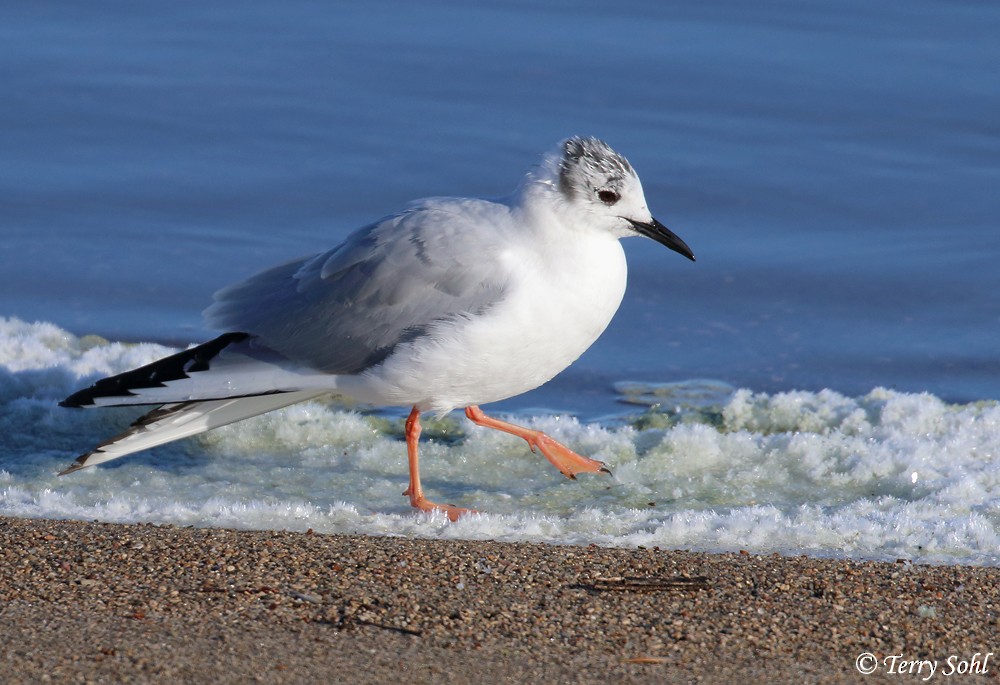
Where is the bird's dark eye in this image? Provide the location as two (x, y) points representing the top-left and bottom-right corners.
(597, 189), (620, 205)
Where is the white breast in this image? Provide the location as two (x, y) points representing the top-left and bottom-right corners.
(350, 230), (629, 413)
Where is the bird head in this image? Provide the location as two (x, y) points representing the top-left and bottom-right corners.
(548, 136), (695, 261)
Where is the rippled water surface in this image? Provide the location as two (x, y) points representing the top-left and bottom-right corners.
(2, 2), (998, 563)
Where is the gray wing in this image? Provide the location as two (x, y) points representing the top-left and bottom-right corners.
(204, 198), (513, 374)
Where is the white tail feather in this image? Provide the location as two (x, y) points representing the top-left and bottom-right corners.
(60, 390), (325, 474)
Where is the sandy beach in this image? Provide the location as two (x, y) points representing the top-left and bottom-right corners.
(0, 516), (996, 684)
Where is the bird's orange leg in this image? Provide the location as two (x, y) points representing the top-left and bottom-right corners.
(402, 406), (475, 521)
(464, 405), (611, 479)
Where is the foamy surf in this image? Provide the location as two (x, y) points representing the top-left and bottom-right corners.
(1, 316), (997, 566)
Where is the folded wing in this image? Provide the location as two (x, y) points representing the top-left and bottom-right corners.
(204, 198), (513, 374)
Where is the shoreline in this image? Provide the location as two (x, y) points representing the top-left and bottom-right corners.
(1, 515), (997, 683)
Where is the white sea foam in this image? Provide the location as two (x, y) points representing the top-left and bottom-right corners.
(1, 317), (998, 565)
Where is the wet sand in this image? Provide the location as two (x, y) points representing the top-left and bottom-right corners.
(0, 516), (996, 683)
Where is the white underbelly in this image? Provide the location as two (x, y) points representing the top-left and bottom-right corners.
(347, 235), (628, 412)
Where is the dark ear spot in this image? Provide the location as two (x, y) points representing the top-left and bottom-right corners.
(597, 189), (620, 205)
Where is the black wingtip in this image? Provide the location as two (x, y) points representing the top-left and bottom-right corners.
(57, 332), (251, 408)
(59, 394), (96, 409)
(57, 458), (90, 476)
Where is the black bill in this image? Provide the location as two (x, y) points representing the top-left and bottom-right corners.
(626, 217), (695, 261)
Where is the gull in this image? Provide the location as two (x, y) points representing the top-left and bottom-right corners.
(59, 137), (695, 520)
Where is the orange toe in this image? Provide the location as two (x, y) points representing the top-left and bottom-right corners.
(405, 491), (476, 521)
(530, 433), (611, 479)
(463, 405), (612, 481)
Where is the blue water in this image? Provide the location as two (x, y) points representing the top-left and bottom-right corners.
(4, 1), (999, 415)
(2, 1), (1000, 563)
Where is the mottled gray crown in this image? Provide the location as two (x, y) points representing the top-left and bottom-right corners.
(558, 137), (635, 200)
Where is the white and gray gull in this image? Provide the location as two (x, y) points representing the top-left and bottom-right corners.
(60, 136), (695, 520)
